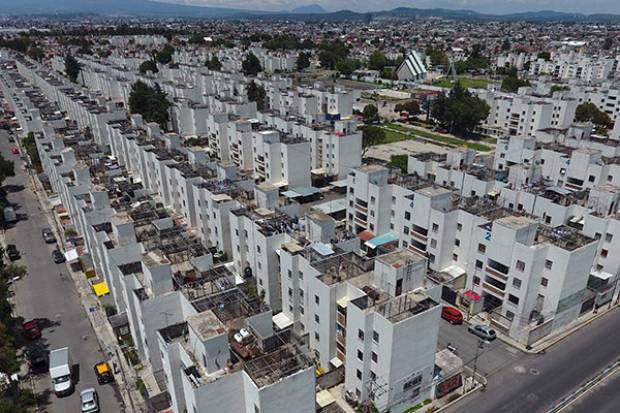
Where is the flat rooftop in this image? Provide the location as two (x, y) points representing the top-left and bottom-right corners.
(377, 249), (426, 268)
(187, 311), (227, 341)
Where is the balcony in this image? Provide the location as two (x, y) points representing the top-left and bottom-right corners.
(485, 266), (508, 281)
(483, 282), (505, 298)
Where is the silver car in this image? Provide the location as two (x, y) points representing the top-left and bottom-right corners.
(467, 324), (497, 342)
(42, 228), (56, 244)
(80, 388), (99, 413)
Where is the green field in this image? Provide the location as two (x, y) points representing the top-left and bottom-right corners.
(383, 124), (492, 152)
(433, 77), (491, 89)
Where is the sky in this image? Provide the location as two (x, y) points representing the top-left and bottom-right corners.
(160, 0), (620, 14)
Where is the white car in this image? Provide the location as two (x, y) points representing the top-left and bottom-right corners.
(467, 324), (497, 342)
(80, 388), (99, 413)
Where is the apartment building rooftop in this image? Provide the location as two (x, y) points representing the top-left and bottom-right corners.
(496, 214), (538, 230)
(535, 225), (594, 251)
(316, 251), (371, 286)
(244, 344), (311, 387)
(377, 249), (425, 268)
(350, 287), (438, 323)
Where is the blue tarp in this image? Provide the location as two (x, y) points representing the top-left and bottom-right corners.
(365, 232), (398, 249)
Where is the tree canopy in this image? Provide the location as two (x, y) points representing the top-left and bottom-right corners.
(336, 58), (361, 77)
(139, 60), (158, 74)
(360, 125), (386, 155)
(206, 55), (222, 71)
(296, 52), (311, 71)
(317, 40), (349, 70)
(501, 70), (531, 92)
(574, 102), (612, 127)
(128, 81), (171, 129)
(64, 53), (81, 83)
(362, 104), (379, 122)
(155, 44), (175, 64)
(394, 101), (420, 115)
(242, 52), (262, 76)
(247, 81), (267, 111)
(0, 154), (14, 187)
(431, 83), (490, 136)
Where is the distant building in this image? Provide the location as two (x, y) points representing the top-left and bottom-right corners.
(397, 51), (427, 82)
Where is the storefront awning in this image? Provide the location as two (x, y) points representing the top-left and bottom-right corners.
(92, 282), (110, 297)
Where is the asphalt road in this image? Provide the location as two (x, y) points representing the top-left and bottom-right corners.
(438, 318), (524, 378)
(443, 308), (620, 413)
(2, 130), (123, 413)
(564, 370), (620, 413)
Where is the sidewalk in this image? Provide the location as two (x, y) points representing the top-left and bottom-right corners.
(29, 179), (146, 413)
(466, 304), (619, 354)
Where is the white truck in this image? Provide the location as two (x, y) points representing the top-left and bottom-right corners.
(49, 347), (73, 396)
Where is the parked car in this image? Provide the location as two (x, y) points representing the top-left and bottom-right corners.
(80, 388), (99, 413)
(441, 306), (463, 325)
(25, 346), (48, 373)
(42, 227), (56, 244)
(6, 244), (20, 261)
(52, 249), (65, 264)
(22, 320), (42, 340)
(94, 362), (114, 384)
(468, 324), (497, 342)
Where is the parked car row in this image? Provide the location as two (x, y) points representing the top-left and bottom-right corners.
(441, 305), (497, 342)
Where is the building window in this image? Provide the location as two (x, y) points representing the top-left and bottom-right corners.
(455, 239), (461, 247)
(358, 329), (364, 341)
(429, 254), (435, 263)
(457, 222), (463, 231)
(508, 294), (520, 305)
(403, 226), (409, 235)
(357, 370), (362, 380)
(452, 253), (458, 261)
(513, 278), (522, 289)
(602, 249), (608, 258)
(478, 243), (486, 253)
(505, 310), (515, 321)
(371, 352), (378, 362)
(473, 276), (481, 285)
(545, 260), (553, 270)
(357, 350), (363, 361)
(606, 233), (613, 242)
(432, 223), (439, 232)
(588, 175), (595, 182)
(315, 332), (320, 342)
(475, 260), (483, 269)
(516, 260), (525, 271)
(315, 295), (320, 305)
(430, 239), (437, 248)
(372, 330), (379, 343)
(288, 270), (292, 278)
(541, 277), (549, 287)
(315, 314), (320, 323)
(404, 211), (411, 220)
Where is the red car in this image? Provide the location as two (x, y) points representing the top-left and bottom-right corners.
(11, 147), (19, 155)
(22, 320), (41, 340)
(441, 306), (464, 325)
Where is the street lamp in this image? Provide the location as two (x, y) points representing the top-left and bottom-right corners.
(470, 339), (485, 391)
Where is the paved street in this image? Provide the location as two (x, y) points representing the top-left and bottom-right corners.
(2, 130), (124, 413)
(443, 308), (620, 413)
(438, 318), (525, 379)
(566, 370), (620, 413)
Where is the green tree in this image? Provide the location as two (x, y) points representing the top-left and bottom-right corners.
(242, 52), (262, 76)
(139, 60), (158, 74)
(368, 50), (388, 71)
(188, 33), (206, 45)
(603, 37), (613, 50)
(206, 55), (222, 71)
(431, 83), (490, 136)
(64, 53), (81, 83)
(246, 80), (266, 111)
(0, 153), (15, 186)
(22, 132), (41, 173)
(394, 100), (420, 115)
(155, 44), (175, 64)
(537, 51), (551, 61)
(336, 58), (360, 77)
(296, 52), (311, 71)
(27, 46), (44, 61)
(361, 125), (385, 155)
(362, 104), (379, 123)
(501, 74), (531, 92)
(501, 38), (511, 52)
(128, 81), (171, 129)
(574, 102), (612, 127)
(425, 46), (448, 67)
(317, 40), (349, 70)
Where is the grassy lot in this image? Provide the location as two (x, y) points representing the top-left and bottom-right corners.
(384, 123), (492, 152)
(432, 77), (491, 89)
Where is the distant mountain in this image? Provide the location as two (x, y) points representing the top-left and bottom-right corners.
(1, 1), (619, 23)
(291, 4), (327, 14)
(0, 0), (245, 18)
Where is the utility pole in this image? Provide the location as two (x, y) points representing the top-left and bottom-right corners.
(470, 339), (484, 391)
